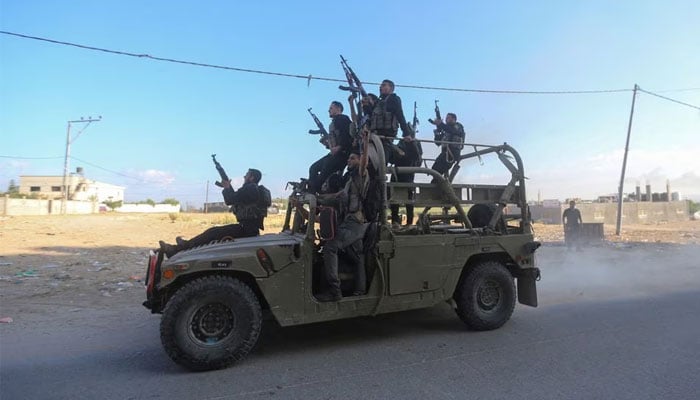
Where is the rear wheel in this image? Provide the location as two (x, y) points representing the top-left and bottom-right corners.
(160, 276), (262, 371)
(454, 261), (515, 330)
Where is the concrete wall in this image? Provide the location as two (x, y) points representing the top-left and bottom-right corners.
(0, 196), (98, 216)
(0, 196), (179, 215)
(531, 201), (690, 225)
(115, 204), (181, 213)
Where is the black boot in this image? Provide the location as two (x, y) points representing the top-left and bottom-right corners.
(315, 292), (342, 302)
(175, 236), (189, 247)
(159, 240), (179, 258)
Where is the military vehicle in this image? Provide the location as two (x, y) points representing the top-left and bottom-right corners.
(143, 135), (541, 371)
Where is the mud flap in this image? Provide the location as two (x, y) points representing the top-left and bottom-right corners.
(517, 268), (540, 307)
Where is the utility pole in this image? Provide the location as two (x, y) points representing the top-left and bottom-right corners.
(62, 116), (101, 214)
(615, 85), (638, 236)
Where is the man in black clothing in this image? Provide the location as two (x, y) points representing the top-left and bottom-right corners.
(431, 112), (465, 176)
(308, 101), (353, 193)
(391, 135), (421, 226)
(562, 200), (583, 250)
(371, 80), (411, 164)
(159, 168), (264, 258)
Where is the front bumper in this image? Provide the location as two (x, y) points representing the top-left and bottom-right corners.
(143, 249), (163, 312)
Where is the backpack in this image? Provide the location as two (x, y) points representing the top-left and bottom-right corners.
(257, 184), (272, 218)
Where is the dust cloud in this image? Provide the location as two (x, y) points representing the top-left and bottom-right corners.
(534, 242), (700, 306)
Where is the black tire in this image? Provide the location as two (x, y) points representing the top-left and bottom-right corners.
(467, 203), (506, 233)
(160, 276), (262, 371)
(454, 261), (515, 331)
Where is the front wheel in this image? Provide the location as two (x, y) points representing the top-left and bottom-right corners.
(454, 261), (515, 331)
(160, 276), (262, 371)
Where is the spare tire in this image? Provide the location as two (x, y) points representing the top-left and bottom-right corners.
(467, 203), (506, 232)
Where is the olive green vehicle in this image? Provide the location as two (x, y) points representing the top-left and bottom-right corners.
(143, 136), (541, 371)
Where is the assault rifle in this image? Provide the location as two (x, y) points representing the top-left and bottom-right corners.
(338, 55), (367, 97)
(427, 99), (441, 125)
(412, 101), (419, 133)
(411, 101), (424, 166)
(338, 55), (367, 150)
(307, 107), (330, 148)
(211, 154), (229, 188)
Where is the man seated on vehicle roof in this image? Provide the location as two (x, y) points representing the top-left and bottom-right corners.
(159, 168), (265, 258)
(315, 151), (369, 302)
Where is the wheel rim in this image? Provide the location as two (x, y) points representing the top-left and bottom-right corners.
(477, 279), (502, 311)
(188, 302), (235, 345)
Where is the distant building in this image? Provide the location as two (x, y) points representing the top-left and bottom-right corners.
(19, 172), (124, 203)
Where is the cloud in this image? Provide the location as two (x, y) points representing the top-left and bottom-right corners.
(523, 145), (700, 200)
(124, 169), (176, 187)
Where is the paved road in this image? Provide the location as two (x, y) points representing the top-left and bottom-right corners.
(2, 244), (699, 400)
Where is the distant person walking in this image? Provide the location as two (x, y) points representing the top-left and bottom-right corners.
(562, 200), (583, 250)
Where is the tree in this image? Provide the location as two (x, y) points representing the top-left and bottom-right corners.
(161, 198), (180, 206)
(7, 179), (19, 194)
(103, 200), (123, 210)
(689, 200), (699, 215)
(136, 198), (156, 206)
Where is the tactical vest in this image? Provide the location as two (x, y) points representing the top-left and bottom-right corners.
(371, 96), (398, 132)
(232, 183), (261, 221)
(442, 122), (465, 152)
(446, 122), (465, 143)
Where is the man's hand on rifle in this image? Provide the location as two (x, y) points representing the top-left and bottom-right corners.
(221, 179), (232, 189)
(432, 117), (443, 126)
(348, 93), (357, 102)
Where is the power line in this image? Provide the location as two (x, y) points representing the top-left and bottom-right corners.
(0, 155), (63, 160)
(69, 156), (146, 181)
(656, 87), (700, 93)
(638, 88), (700, 111)
(1, 30), (635, 95)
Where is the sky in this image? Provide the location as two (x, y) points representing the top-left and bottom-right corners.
(1, 0), (699, 208)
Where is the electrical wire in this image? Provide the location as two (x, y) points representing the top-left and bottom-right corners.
(638, 88), (700, 111)
(69, 156), (147, 181)
(0, 155), (63, 160)
(1, 30), (636, 95)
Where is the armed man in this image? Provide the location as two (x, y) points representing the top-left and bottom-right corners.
(317, 151), (369, 302)
(308, 101), (353, 193)
(159, 168), (267, 258)
(431, 112), (466, 176)
(390, 102), (422, 226)
(371, 79), (411, 164)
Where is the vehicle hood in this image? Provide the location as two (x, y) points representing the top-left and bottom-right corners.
(164, 232), (305, 264)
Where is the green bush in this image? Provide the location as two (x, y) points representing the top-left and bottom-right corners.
(103, 200), (123, 210)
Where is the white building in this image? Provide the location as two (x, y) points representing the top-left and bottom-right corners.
(19, 171), (124, 203)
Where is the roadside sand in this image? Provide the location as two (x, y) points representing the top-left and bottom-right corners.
(0, 213), (697, 320)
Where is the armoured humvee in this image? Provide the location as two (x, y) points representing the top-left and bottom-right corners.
(143, 135), (541, 371)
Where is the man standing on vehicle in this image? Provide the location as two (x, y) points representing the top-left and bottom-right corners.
(390, 134), (421, 226)
(431, 112), (465, 177)
(317, 152), (369, 302)
(308, 101), (353, 193)
(371, 79), (411, 164)
(159, 168), (266, 258)
(562, 200), (583, 250)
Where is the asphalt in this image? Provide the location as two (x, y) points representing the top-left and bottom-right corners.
(2, 244), (699, 400)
